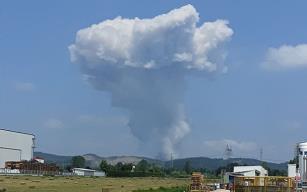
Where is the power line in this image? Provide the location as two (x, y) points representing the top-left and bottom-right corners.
(171, 153), (173, 169)
(260, 147), (263, 162)
(223, 144), (233, 160)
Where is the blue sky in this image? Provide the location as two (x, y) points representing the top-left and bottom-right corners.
(1, 0), (307, 162)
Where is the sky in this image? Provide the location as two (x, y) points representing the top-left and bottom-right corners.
(1, 0), (307, 162)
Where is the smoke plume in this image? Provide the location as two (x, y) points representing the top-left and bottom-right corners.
(69, 5), (233, 159)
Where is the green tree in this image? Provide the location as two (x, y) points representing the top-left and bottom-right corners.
(261, 162), (269, 170)
(71, 156), (85, 168)
(215, 162), (239, 176)
(65, 165), (72, 172)
(289, 156), (298, 168)
(136, 159), (149, 172)
(270, 169), (287, 176)
(121, 163), (134, 172)
(184, 161), (191, 174)
(150, 164), (162, 174)
(99, 160), (109, 172)
(226, 162), (239, 172)
(115, 162), (124, 171)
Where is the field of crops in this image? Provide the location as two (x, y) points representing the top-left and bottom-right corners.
(0, 176), (189, 192)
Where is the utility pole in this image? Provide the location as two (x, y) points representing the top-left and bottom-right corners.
(260, 147), (263, 162)
(171, 153), (173, 169)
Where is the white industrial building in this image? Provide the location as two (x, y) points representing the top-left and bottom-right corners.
(0, 129), (35, 168)
(72, 168), (105, 177)
(233, 165), (268, 177)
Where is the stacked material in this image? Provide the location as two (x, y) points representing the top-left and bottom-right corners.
(190, 172), (204, 191)
(5, 160), (59, 172)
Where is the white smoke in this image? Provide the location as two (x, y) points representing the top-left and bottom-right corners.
(69, 4), (233, 159)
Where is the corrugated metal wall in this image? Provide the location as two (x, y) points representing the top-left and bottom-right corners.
(0, 129), (35, 168)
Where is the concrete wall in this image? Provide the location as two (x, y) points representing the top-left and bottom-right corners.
(94, 171), (105, 177)
(0, 129), (35, 168)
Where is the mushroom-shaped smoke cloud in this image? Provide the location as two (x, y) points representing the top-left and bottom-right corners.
(69, 4), (233, 159)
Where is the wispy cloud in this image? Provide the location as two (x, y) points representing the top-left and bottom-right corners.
(263, 44), (307, 70)
(14, 82), (35, 92)
(44, 118), (64, 129)
(78, 114), (128, 126)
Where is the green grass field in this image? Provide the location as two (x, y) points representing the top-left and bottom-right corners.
(0, 176), (189, 192)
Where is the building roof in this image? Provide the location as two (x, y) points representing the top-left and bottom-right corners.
(233, 165), (268, 174)
(34, 157), (44, 160)
(225, 172), (244, 176)
(234, 165), (266, 170)
(235, 170), (261, 174)
(0, 128), (35, 137)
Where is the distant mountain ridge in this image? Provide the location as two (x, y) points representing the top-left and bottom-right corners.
(83, 153), (164, 168)
(165, 157), (288, 171)
(34, 152), (288, 171)
(34, 152), (72, 166)
(34, 152), (163, 168)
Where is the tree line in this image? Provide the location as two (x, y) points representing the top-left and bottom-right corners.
(68, 156), (194, 177)
(67, 156), (288, 177)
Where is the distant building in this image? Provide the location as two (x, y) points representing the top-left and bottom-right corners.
(288, 164), (296, 177)
(72, 168), (105, 177)
(33, 157), (45, 164)
(233, 165), (268, 177)
(0, 129), (35, 168)
(224, 166), (268, 186)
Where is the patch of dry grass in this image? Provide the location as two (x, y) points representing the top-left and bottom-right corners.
(0, 176), (188, 192)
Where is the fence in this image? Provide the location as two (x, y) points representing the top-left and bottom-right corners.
(234, 176), (295, 192)
(234, 186), (294, 192)
(0, 168), (68, 176)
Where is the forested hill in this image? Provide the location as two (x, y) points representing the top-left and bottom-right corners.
(34, 152), (288, 171)
(165, 157), (288, 171)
